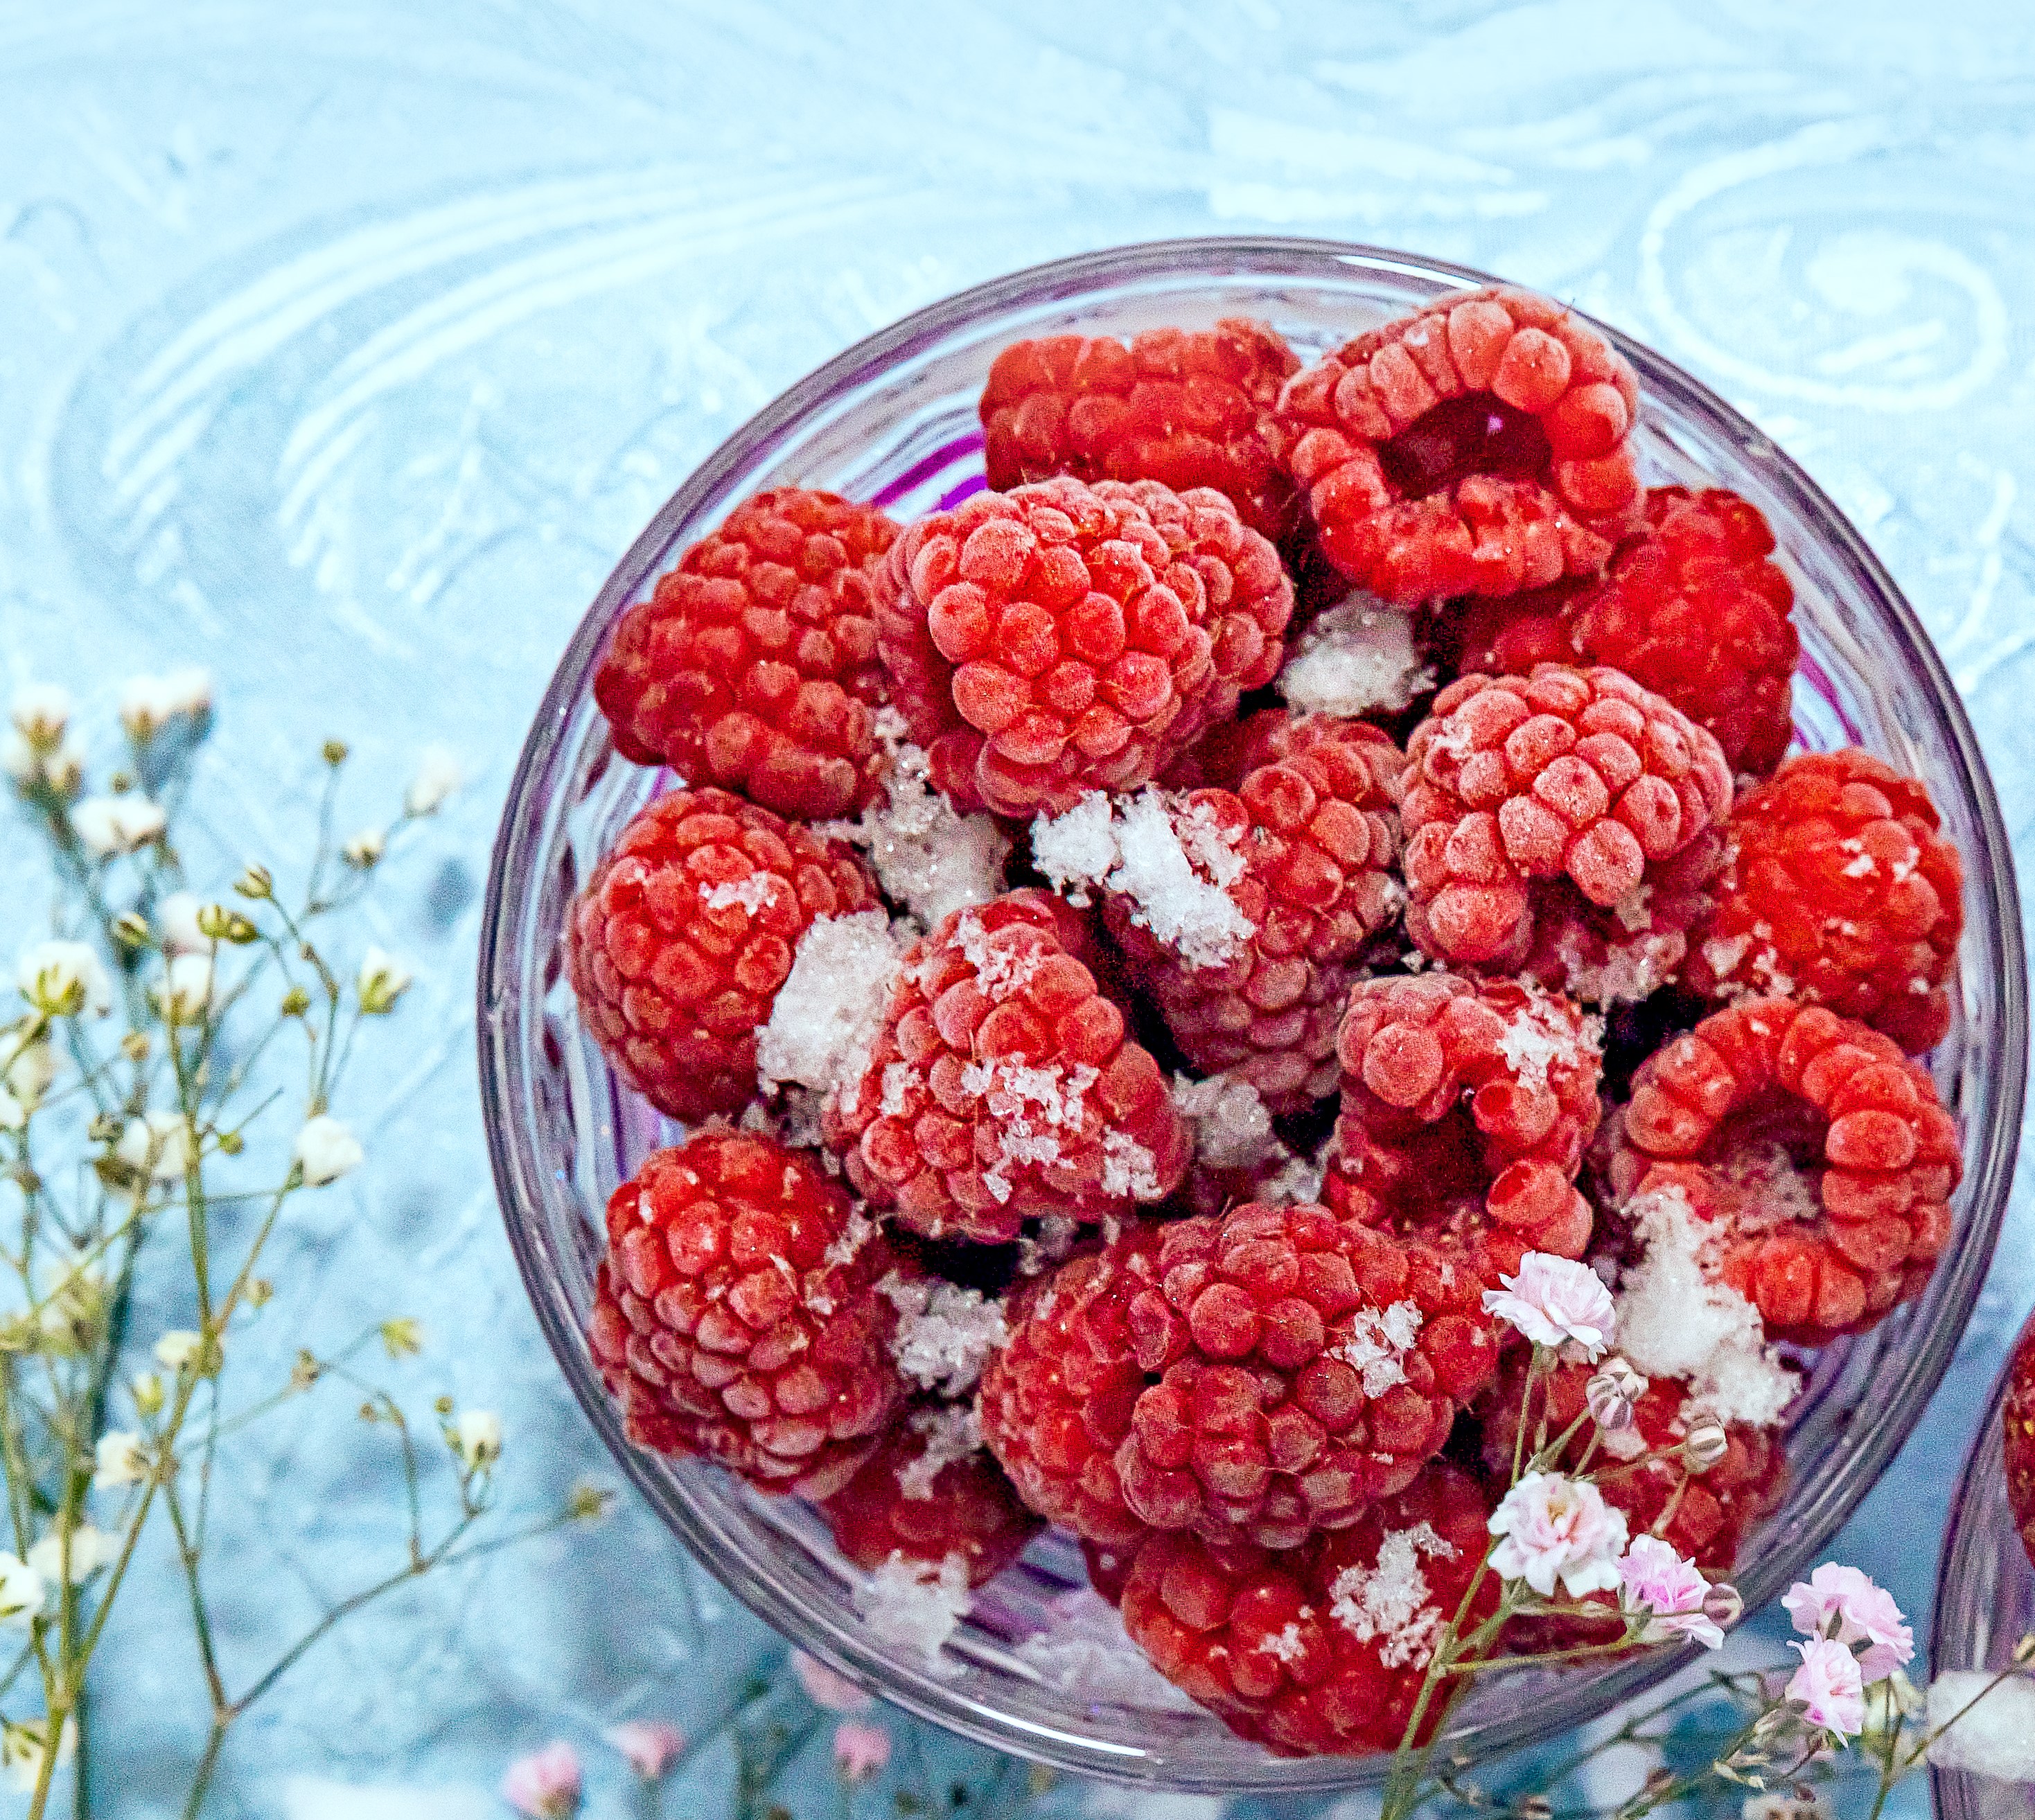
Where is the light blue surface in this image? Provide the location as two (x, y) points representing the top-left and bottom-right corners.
(1, 3), (2031, 1814)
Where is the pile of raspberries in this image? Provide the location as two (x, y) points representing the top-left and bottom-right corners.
(571, 285), (1966, 1758)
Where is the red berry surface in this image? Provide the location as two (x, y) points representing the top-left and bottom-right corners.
(872, 479), (1228, 816)
(819, 1401), (1044, 1585)
(586, 1134), (901, 1496)
(566, 789), (879, 1121)
(827, 891), (1189, 1243)
(1328, 974), (1603, 1270)
(1618, 998), (1960, 1342)
(1276, 286), (1642, 605)
(1684, 750), (1963, 1054)
(1120, 1463), (1497, 1755)
(1401, 664), (1732, 970)
(1113, 1203), (1498, 1547)
(2004, 1314), (2035, 1571)
(981, 321), (1303, 542)
(593, 488), (901, 820)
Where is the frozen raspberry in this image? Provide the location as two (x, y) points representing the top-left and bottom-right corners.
(1619, 998), (1960, 1341)
(819, 1400), (1043, 1585)
(567, 789), (879, 1121)
(1113, 1203), (1498, 1547)
(872, 479), (1223, 816)
(593, 489), (901, 820)
(978, 1229), (1164, 1545)
(827, 892), (1188, 1243)
(1276, 286), (1642, 605)
(1479, 1357), (1786, 1575)
(586, 1134), (901, 1496)
(1328, 975), (1603, 1270)
(2003, 1314), (2035, 1569)
(1684, 750), (1963, 1054)
(980, 320), (1302, 541)
(1452, 489), (1799, 779)
(1034, 721), (1405, 1113)
(1401, 664), (1733, 970)
(1515, 828), (1725, 1009)
(1120, 1463), (1498, 1754)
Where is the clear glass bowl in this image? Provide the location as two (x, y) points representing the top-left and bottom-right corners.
(477, 238), (2025, 1792)
(1932, 1334), (2034, 1820)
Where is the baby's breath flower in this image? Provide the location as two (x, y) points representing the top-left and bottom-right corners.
(342, 827), (385, 867)
(321, 738), (349, 766)
(157, 891), (209, 953)
(154, 953), (215, 1024)
(195, 903), (257, 944)
(26, 1522), (118, 1587)
(130, 1372), (164, 1417)
(0, 1552), (46, 1627)
(118, 668), (212, 739)
(1683, 1415), (1730, 1472)
(73, 793), (167, 856)
(357, 946), (414, 1014)
(1, 1715), (73, 1791)
(9, 684), (71, 747)
(405, 745), (462, 815)
(454, 1409), (503, 1472)
(294, 1113), (363, 1185)
(501, 1741), (581, 1819)
(3, 730), (84, 796)
(93, 1430), (148, 1490)
(379, 1316), (423, 1358)
(565, 1481), (613, 1523)
(155, 1329), (209, 1373)
(233, 863), (273, 899)
(244, 1276), (274, 1309)
(606, 1719), (685, 1780)
(17, 939), (112, 1017)
(0, 1086), (24, 1131)
(116, 1111), (193, 1182)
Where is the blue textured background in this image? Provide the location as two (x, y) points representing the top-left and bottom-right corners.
(1, 3), (2031, 1814)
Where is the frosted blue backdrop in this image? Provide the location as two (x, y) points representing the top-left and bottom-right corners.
(0, 1), (2030, 1814)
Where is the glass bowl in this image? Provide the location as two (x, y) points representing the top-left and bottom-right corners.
(477, 238), (2025, 1792)
(1932, 1332), (2035, 1820)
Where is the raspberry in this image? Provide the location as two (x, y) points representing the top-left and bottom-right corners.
(1036, 720), (1405, 1113)
(872, 479), (1224, 816)
(819, 1399), (1043, 1585)
(1401, 664), (1733, 969)
(1276, 286), (1642, 605)
(593, 489), (900, 820)
(1113, 1203), (1499, 1546)
(978, 1230), (1163, 1545)
(1684, 750), (1964, 1054)
(586, 1134), (901, 1496)
(1119, 1463), (1498, 1754)
(827, 891), (1189, 1243)
(1619, 999), (1960, 1341)
(980, 319), (1302, 541)
(1328, 975), (1603, 1269)
(566, 789), (879, 1121)
(1515, 829), (1725, 1009)
(2004, 1316), (2035, 1568)
(1452, 489), (1799, 779)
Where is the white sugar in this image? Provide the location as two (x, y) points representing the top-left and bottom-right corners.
(1615, 1185), (1799, 1429)
(757, 912), (904, 1097)
(1260, 1146), (1327, 1208)
(852, 1552), (971, 1671)
(1171, 1072), (1278, 1171)
(1029, 792), (1118, 908)
(1328, 1521), (1455, 1670)
(953, 911), (1043, 1002)
(1334, 1300), (1425, 1397)
(822, 1209), (879, 1273)
(1014, 1588), (1204, 1713)
(882, 1275), (1010, 1397)
(1555, 927), (1684, 1007)
(1927, 1671), (2035, 1778)
(1260, 1621), (1307, 1665)
(1495, 1001), (1577, 1095)
(896, 1404), (984, 1501)
(701, 874), (781, 915)
(1277, 593), (1434, 717)
(1100, 1130), (1163, 1201)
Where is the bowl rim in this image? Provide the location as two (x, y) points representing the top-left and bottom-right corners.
(477, 233), (2027, 1789)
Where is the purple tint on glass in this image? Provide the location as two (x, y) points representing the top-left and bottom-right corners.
(870, 433), (987, 509)
(936, 473), (989, 511)
(1797, 650), (1865, 744)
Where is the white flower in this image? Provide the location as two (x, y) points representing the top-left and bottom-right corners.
(26, 736), (84, 796)
(3, 1027), (58, 1108)
(26, 1523), (118, 1587)
(0, 1088), (22, 1133)
(1482, 1253), (1616, 1361)
(455, 1409), (503, 1470)
(17, 939), (112, 1016)
(342, 827), (385, 867)
(92, 1431), (147, 1491)
(1, 1715), (73, 1791)
(161, 666), (213, 718)
(157, 892), (211, 953)
(357, 946), (414, 1014)
(118, 667), (211, 739)
(294, 1114), (363, 1185)
(1488, 1471), (1629, 1598)
(405, 745), (462, 816)
(116, 1111), (192, 1182)
(72, 793), (167, 856)
(153, 953), (214, 1024)
(0, 1553), (46, 1628)
(154, 1329), (204, 1372)
(9, 684), (71, 746)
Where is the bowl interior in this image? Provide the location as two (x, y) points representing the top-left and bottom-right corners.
(479, 239), (2025, 1792)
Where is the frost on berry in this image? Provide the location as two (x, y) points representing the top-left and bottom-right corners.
(586, 1134), (903, 1496)
(880, 1272), (1008, 1397)
(1276, 285), (1643, 605)
(827, 892), (1188, 1242)
(1276, 592), (1436, 718)
(850, 1550), (974, 1670)
(757, 910), (906, 1101)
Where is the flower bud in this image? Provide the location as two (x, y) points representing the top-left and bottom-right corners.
(131, 1372), (164, 1417)
(342, 827), (385, 869)
(321, 739), (349, 766)
(1682, 1415), (1729, 1472)
(195, 903), (256, 944)
(233, 864), (272, 900)
(2016, 1632), (2035, 1665)
(1587, 1356), (1646, 1430)
(1701, 1581), (1743, 1629)
(111, 911), (150, 949)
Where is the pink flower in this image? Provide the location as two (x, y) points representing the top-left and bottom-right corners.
(1615, 1535), (1724, 1649)
(793, 1648), (874, 1713)
(1488, 1472), (1629, 1598)
(1780, 1562), (1914, 1683)
(1787, 1636), (1866, 1736)
(502, 1741), (582, 1819)
(604, 1719), (685, 1779)
(833, 1720), (892, 1781)
(1481, 1253), (1616, 1361)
